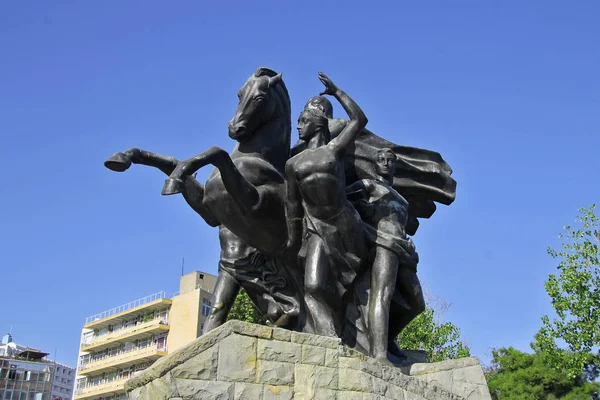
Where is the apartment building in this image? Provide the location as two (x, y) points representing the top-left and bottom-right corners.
(0, 333), (76, 400)
(52, 363), (76, 400)
(0, 348), (54, 400)
(74, 271), (216, 400)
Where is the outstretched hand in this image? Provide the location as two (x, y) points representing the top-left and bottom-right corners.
(318, 72), (339, 96)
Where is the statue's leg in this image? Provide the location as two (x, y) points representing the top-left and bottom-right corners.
(387, 268), (425, 354)
(304, 234), (342, 337)
(105, 148), (178, 175)
(162, 147), (261, 216)
(104, 148), (219, 226)
(203, 269), (241, 333)
(368, 247), (399, 364)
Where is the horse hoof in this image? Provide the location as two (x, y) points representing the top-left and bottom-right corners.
(104, 153), (131, 172)
(162, 178), (185, 195)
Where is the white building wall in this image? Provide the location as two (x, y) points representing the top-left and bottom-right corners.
(51, 362), (76, 400)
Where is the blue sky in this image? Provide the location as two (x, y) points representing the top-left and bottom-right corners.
(1, 1), (598, 368)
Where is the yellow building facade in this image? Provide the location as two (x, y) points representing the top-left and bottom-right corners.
(74, 271), (216, 400)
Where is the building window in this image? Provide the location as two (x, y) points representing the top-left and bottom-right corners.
(200, 324), (204, 335)
(201, 299), (211, 317)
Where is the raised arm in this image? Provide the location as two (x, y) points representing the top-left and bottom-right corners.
(318, 72), (368, 155)
(285, 159), (304, 252)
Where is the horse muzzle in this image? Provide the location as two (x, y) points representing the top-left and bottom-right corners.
(228, 123), (250, 142)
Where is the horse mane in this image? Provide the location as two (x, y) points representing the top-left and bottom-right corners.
(255, 67), (292, 158)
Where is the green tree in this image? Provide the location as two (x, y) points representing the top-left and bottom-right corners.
(485, 347), (600, 400)
(226, 289), (268, 325)
(397, 305), (470, 362)
(537, 205), (600, 378)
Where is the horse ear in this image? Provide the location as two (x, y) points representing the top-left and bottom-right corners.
(268, 72), (283, 87)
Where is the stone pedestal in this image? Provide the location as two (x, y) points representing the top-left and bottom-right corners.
(125, 320), (491, 400)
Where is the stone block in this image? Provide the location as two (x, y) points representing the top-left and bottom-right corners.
(294, 364), (317, 398)
(171, 345), (218, 380)
(234, 382), (264, 399)
(127, 385), (146, 400)
(324, 348), (339, 368)
(174, 379), (234, 400)
(291, 331), (341, 349)
(263, 385), (293, 400)
(228, 320), (273, 339)
(125, 322), (234, 391)
(302, 344), (326, 365)
(338, 345), (369, 361)
(272, 328), (292, 342)
(313, 388), (337, 400)
(337, 391), (373, 399)
(257, 360), (295, 386)
(386, 384), (408, 400)
(314, 366), (337, 389)
(145, 372), (178, 399)
(217, 334), (257, 383)
(339, 355), (360, 370)
(338, 368), (372, 392)
(409, 357), (491, 400)
(257, 338), (301, 363)
(360, 358), (384, 379)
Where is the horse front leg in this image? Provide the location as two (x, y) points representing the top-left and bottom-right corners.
(105, 148), (220, 227)
(162, 146), (261, 215)
(104, 148), (178, 175)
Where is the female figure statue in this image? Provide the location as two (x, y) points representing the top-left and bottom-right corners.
(346, 148), (424, 363)
(285, 72), (368, 337)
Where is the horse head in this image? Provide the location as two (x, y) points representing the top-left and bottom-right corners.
(228, 67), (290, 144)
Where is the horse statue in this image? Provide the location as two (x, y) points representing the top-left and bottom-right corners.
(104, 67), (304, 333)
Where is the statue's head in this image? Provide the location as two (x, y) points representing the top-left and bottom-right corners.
(376, 148), (396, 181)
(297, 107), (329, 142)
(228, 67), (284, 142)
(304, 96), (333, 119)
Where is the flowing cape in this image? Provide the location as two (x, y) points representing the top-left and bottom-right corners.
(292, 119), (457, 235)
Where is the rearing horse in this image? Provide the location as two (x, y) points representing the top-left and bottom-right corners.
(104, 67), (302, 332)
(162, 67), (290, 254)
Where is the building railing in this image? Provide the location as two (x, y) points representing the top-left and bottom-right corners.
(79, 344), (167, 371)
(74, 376), (129, 395)
(81, 318), (168, 348)
(85, 292), (168, 325)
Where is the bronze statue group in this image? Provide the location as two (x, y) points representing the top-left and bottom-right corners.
(105, 68), (456, 366)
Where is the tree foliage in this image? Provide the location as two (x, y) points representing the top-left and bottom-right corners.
(397, 305), (470, 362)
(536, 205), (600, 377)
(226, 289), (268, 325)
(485, 205), (600, 399)
(485, 347), (600, 400)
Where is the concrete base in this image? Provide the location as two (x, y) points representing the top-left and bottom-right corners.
(125, 320), (491, 399)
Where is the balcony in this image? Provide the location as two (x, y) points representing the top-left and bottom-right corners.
(81, 319), (169, 352)
(84, 292), (172, 330)
(78, 345), (167, 376)
(74, 377), (128, 400)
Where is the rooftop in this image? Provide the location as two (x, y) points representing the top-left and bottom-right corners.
(84, 292), (169, 327)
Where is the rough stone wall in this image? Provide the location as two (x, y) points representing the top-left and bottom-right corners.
(408, 358), (492, 400)
(126, 320), (490, 400)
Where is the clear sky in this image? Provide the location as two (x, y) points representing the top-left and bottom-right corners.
(1, 1), (598, 368)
